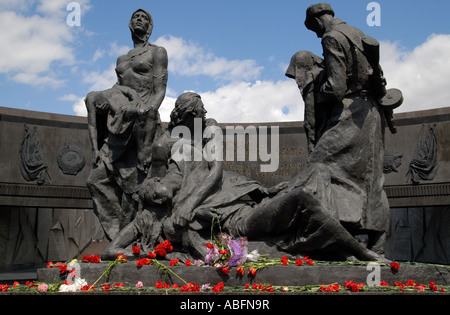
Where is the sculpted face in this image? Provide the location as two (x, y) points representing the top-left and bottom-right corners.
(142, 178), (173, 205)
(194, 100), (207, 121)
(309, 17), (326, 38)
(286, 51), (324, 91)
(130, 10), (151, 35)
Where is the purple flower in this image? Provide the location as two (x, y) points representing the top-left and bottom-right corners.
(218, 234), (248, 266)
(205, 233), (250, 266)
(205, 247), (219, 264)
(228, 237), (248, 266)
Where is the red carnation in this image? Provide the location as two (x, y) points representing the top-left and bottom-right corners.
(132, 245), (141, 255)
(116, 253), (128, 263)
(59, 263), (68, 274)
(155, 281), (170, 289)
(344, 280), (364, 292)
(154, 240), (174, 257)
(221, 267), (231, 274)
(162, 240), (173, 253)
(82, 255), (101, 263)
(390, 261), (400, 271)
(212, 282), (224, 292)
(295, 258), (303, 266)
(154, 247), (167, 257)
(136, 258), (153, 268)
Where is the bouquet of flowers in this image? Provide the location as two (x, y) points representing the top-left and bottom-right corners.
(205, 233), (260, 267)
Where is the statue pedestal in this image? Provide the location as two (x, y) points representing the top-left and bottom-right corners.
(37, 261), (450, 289)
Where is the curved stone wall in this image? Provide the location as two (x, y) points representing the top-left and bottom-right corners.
(0, 105), (449, 272)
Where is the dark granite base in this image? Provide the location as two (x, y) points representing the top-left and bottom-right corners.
(37, 262), (450, 287)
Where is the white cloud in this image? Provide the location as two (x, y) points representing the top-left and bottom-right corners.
(109, 41), (131, 57)
(37, 0), (74, 17)
(154, 35), (263, 81)
(74, 33), (450, 124)
(66, 61), (118, 116)
(13, 72), (65, 88)
(159, 95), (177, 122)
(72, 97), (87, 116)
(0, 11), (74, 75)
(91, 42), (131, 62)
(380, 33), (450, 113)
(152, 35), (302, 123)
(37, 0), (91, 18)
(82, 63), (117, 92)
(0, 0), (34, 11)
(72, 33), (303, 122)
(81, 41), (130, 91)
(92, 49), (105, 62)
(60, 93), (79, 102)
(188, 80), (302, 124)
(0, 0), (91, 88)
(61, 93), (86, 116)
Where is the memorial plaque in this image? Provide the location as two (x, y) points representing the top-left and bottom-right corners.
(219, 123), (308, 187)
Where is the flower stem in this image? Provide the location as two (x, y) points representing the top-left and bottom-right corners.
(154, 259), (189, 286)
(89, 260), (118, 291)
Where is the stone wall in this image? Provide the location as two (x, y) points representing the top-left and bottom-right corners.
(386, 206), (450, 264)
(0, 107), (103, 272)
(1, 105), (449, 270)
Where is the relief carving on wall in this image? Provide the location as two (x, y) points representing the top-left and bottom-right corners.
(384, 149), (403, 174)
(19, 124), (51, 185)
(57, 145), (86, 176)
(406, 124), (438, 184)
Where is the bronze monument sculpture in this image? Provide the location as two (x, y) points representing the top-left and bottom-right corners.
(87, 4), (401, 264)
(85, 9), (168, 241)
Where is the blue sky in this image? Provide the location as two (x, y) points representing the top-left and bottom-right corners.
(1, 0), (449, 123)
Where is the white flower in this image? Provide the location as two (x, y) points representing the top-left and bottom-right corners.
(246, 250), (260, 262)
(58, 277), (88, 292)
(59, 284), (77, 292)
(73, 277), (87, 290)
